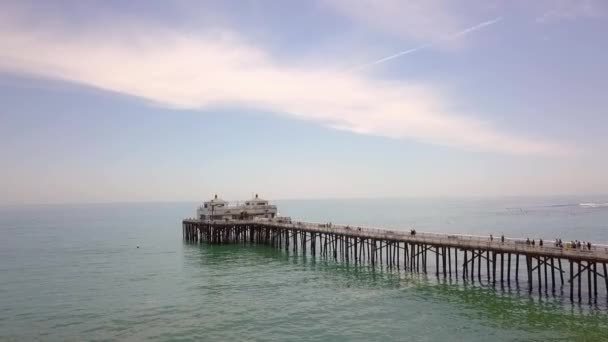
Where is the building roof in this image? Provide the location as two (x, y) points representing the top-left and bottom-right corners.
(250, 193), (267, 202)
(206, 194), (227, 204)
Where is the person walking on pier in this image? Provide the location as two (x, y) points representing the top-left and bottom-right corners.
(539, 239), (543, 247)
(501, 235), (505, 244)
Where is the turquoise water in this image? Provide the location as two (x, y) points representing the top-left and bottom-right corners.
(1, 198), (608, 341)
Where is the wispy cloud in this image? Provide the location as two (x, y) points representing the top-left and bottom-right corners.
(320, 0), (462, 41)
(349, 17), (502, 71)
(536, 0), (604, 23)
(0, 10), (563, 155)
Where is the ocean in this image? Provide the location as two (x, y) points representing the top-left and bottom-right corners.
(1, 197), (608, 341)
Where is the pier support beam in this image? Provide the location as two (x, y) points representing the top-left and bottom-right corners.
(181, 219), (608, 304)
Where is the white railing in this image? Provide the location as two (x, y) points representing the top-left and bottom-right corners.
(306, 220), (608, 245)
(278, 220), (608, 256)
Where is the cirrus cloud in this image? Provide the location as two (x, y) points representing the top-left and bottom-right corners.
(0, 13), (565, 155)
(536, 0), (605, 23)
(320, 0), (462, 41)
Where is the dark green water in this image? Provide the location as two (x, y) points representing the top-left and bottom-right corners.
(1, 198), (608, 341)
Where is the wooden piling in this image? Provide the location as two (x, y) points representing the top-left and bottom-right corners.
(183, 219), (608, 304)
(588, 261), (592, 302)
(570, 260), (574, 302)
(527, 256), (533, 293)
(537, 257), (542, 294)
(492, 252), (497, 286)
(471, 250), (475, 282)
(507, 253), (511, 285)
(487, 251), (491, 283)
(578, 261), (582, 302)
(464, 250), (468, 281)
(604, 263), (608, 297)
(593, 262), (597, 302)
(436, 246), (440, 277)
(515, 253), (519, 283)
(447, 247), (452, 277)
(551, 257), (555, 293)
(500, 253), (504, 286)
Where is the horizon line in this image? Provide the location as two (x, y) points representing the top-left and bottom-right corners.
(2, 193), (607, 208)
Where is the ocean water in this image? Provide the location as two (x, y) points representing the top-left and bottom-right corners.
(1, 197), (608, 341)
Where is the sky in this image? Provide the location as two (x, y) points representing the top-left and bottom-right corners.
(1, 0), (607, 204)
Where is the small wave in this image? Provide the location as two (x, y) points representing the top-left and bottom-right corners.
(549, 203), (579, 208)
(579, 202), (608, 208)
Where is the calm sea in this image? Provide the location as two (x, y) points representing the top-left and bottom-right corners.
(1, 197), (608, 341)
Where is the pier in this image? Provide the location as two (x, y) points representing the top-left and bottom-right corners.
(183, 218), (608, 303)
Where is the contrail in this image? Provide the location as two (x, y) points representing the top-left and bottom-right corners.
(348, 17), (503, 72)
(347, 43), (433, 72)
(448, 17), (503, 39)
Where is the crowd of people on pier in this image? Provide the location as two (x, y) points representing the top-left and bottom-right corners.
(546, 238), (592, 250)
(564, 240), (592, 250)
(522, 237), (593, 250)
(488, 235), (595, 251)
(525, 238), (542, 246)
(318, 223), (597, 252)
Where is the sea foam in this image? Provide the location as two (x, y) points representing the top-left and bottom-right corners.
(579, 202), (608, 208)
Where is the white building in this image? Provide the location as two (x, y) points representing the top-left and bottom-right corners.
(196, 194), (278, 221)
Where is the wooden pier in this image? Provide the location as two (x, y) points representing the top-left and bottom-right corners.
(182, 219), (608, 303)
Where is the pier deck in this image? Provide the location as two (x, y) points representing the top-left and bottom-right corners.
(183, 218), (608, 303)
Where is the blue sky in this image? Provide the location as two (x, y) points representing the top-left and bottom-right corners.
(1, 0), (607, 204)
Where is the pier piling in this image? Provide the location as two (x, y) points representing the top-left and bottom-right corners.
(183, 219), (608, 304)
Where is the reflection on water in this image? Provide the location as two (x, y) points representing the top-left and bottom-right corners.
(184, 242), (608, 341)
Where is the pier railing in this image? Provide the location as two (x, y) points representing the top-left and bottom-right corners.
(295, 219), (604, 242)
(183, 218), (608, 261)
